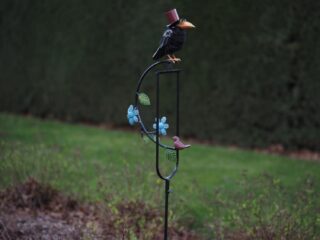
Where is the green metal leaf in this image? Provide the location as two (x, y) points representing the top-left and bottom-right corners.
(166, 149), (177, 162)
(138, 93), (151, 106)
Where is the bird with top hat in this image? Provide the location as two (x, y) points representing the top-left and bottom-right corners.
(152, 9), (195, 63)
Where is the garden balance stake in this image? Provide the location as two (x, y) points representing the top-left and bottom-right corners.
(127, 9), (195, 240)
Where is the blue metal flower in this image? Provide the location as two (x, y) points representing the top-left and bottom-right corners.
(127, 105), (139, 125)
(153, 116), (169, 135)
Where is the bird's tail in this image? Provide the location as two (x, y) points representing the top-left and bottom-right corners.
(152, 48), (162, 60)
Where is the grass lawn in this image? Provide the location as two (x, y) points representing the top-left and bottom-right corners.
(1, 113), (320, 238)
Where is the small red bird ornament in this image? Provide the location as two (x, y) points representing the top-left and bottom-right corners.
(173, 136), (191, 150)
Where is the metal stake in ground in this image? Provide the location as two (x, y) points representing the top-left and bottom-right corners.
(126, 9), (194, 240)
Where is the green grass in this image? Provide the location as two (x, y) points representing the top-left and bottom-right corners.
(1, 113), (320, 237)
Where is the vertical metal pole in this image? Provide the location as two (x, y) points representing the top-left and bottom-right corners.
(164, 179), (170, 240)
(176, 71), (180, 137)
(156, 73), (160, 176)
(156, 73), (169, 240)
(176, 72), (180, 168)
(155, 68), (181, 240)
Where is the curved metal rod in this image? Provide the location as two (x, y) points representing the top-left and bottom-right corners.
(166, 70), (180, 180)
(155, 70), (180, 180)
(135, 60), (175, 151)
(134, 60), (181, 180)
(135, 60), (171, 104)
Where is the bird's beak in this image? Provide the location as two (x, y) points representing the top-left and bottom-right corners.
(177, 20), (196, 29)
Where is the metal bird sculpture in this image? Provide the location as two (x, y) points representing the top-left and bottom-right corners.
(152, 9), (195, 63)
(173, 136), (191, 150)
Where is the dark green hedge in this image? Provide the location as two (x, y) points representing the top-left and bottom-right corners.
(1, 0), (320, 150)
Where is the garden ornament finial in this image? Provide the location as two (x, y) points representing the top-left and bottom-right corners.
(152, 8), (195, 63)
(126, 9), (194, 240)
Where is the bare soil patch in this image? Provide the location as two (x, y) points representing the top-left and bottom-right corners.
(0, 178), (199, 240)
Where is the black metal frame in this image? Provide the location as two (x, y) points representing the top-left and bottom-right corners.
(135, 60), (181, 240)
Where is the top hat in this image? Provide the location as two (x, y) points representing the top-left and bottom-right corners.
(165, 9), (180, 26)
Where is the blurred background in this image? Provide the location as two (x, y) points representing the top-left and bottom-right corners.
(1, 0), (320, 150)
(1, 1), (320, 239)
